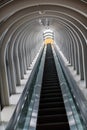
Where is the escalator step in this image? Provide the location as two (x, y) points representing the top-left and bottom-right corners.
(41, 89), (61, 92)
(37, 114), (68, 124)
(41, 86), (60, 90)
(40, 93), (62, 98)
(38, 107), (66, 115)
(43, 79), (58, 82)
(42, 85), (59, 87)
(41, 89), (61, 93)
(40, 97), (63, 103)
(43, 75), (58, 78)
(42, 83), (59, 86)
(39, 102), (64, 109)
(37, 122), (70, 130)
(43, 78), (58, 81)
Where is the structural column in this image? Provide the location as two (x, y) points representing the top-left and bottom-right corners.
(8, 40), (16, 94)
(0, 55), (9, 106)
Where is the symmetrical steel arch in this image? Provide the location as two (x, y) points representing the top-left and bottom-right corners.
(0, 1), (87, 109)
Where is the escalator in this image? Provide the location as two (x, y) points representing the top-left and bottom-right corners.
(5, 43), (87, 130)
(36, 44), (70, 130)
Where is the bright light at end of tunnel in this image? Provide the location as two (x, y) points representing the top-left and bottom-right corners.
(43, 29), (54, 44)
(44, 38), (54, 44)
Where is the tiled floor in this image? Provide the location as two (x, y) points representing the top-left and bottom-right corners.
(0, 47), (42, 130)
